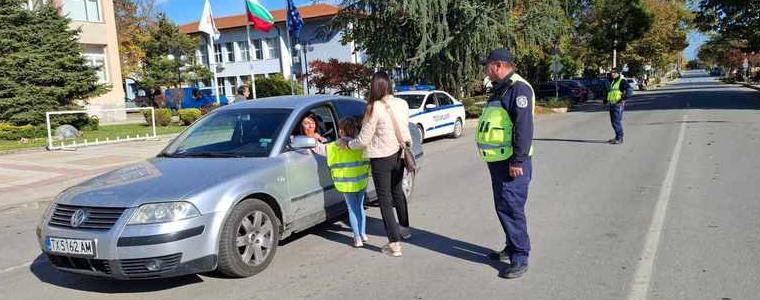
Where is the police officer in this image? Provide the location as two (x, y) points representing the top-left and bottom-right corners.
(477, 48), (534, 279)
(604, 68), (632, 144)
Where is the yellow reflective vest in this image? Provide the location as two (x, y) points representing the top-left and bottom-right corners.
(476, 74), (535, 163)
(608, 77), (624, 104)
(326, 143), (369, 193)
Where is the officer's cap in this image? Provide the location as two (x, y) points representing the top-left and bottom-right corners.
(479, 48), (514, 65)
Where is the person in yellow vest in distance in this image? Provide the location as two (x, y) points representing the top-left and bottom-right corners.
(604, 68), (633, 144)
(313, 117), (369, 247)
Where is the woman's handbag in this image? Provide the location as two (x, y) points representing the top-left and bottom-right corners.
(383, 101), (417, 173)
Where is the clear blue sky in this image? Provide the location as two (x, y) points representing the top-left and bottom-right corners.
(159, 0), (341, 25)
(685, 31), (707, 61)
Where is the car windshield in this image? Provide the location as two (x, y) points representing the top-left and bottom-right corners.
(397, 94), (426, 109)
(161, 108), (291, 158)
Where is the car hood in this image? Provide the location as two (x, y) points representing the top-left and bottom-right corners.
(56, 157), (270, 208)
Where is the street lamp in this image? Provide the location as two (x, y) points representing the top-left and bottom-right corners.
(612, 22), (618, 69)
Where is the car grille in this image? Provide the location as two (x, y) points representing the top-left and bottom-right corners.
(48, 204), (126, 230)
(120, 253), (182, 278)
(47, 254), (112, 274)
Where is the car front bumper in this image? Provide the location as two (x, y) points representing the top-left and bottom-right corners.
(37, 210), (224, 279)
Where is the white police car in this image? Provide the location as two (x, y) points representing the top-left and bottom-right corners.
(396, 87), (466, 140)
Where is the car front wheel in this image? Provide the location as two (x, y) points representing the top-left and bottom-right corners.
(449, 119), (463, 138)
(217, 199), (280, 278)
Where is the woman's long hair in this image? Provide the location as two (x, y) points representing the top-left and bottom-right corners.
(364, 71), (393, 122)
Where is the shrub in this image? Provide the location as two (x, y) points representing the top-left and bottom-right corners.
(0, 123), (47, 140)
(81, 116), (99, 131)
(143, 108), (172, 126)
(178, 109), (202, 125)
(200, 103), (221, 115)
(461, 95), (488, 118)
(255, 74), (303, 98)
(537, 97), (572, 109)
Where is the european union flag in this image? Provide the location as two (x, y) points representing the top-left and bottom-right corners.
(287, 0), (304, 43)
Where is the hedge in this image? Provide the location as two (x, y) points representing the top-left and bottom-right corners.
(0, 123), (47, 140)
(142, 108), (173, 127)
(178, 109), (202, 126)
(461, 95), (488, 118)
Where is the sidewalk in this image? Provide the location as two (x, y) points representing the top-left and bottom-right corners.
(0, 138), (172, 211)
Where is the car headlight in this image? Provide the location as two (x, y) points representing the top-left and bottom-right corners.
(39, 202), (56, 226)
(128, 202), (200, 225)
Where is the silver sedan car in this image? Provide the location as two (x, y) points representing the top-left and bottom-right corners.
(36, 96), (423, 279)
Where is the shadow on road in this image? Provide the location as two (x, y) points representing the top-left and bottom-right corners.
(534, 138), (610, 144)
(29, 254), (204, 293)
(312, 217), (504, 272)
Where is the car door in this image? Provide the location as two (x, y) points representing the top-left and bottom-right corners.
(434, 93), (458, 133)
(421, 93), (443, 137)
(280, 104), (343, 230)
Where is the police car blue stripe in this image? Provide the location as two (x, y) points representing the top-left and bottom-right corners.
(428, 122), (456, 131)
(409, 104), (464, 118)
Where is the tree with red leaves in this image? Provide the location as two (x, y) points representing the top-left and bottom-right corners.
(309, 59), (372, 96)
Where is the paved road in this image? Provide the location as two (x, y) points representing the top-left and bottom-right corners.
(1, 71), (759, 299)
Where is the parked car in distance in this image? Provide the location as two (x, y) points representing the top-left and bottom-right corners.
(36, 95), (424, 280)
(625, 78), (640, 91)
(537, 80), (592, 102)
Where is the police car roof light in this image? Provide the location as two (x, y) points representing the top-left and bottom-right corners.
(395, 84), (436, 92)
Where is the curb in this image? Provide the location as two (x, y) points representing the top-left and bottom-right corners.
(742, 83), (760, 92)
(0, 133), (179, 156)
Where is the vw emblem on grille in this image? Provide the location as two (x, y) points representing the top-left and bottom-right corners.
(70, 209), (88, 228)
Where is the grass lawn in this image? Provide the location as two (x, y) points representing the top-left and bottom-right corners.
(0, 123), (187, 152)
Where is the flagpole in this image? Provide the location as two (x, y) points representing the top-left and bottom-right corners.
(207, 35), (220, 104)
(284, 1), (295, 95)
(245, 24), (258, 99)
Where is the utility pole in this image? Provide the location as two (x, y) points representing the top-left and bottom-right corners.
(612, 22), (618, 69)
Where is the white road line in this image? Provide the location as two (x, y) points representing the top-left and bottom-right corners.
(0, 261), (33, 274)
(627, 114), (688, 300)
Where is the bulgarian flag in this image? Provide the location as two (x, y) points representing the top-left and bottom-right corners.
(245, 0), (275, 32)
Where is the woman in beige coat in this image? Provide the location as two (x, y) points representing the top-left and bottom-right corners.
(339, 71), (412, 257)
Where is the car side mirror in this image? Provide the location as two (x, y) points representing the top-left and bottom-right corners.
(290, 136), (317, 150)
(425, 104), (437, 110)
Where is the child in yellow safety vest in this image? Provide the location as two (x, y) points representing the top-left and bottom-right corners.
(314, 117), (369, 247)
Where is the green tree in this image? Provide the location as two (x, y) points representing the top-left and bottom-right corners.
(622, 0), (691, 77)
(696, 0), (760, 52)
(135, 13), (211, 106)
(253, 74), (302, 98)
(0, 0), (108, 125)
(332, 0), (571, 96)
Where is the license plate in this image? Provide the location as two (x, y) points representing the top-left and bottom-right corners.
(46, 237), (95, 257)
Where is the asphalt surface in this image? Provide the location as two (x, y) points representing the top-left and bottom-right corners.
(1, 71), (758, 299)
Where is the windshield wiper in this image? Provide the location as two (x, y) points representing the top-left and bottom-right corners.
(171, 152), (245, 158)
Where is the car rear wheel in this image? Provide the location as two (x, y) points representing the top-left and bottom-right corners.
(217, 199), (280, 278)
(449, 119), (463, 138)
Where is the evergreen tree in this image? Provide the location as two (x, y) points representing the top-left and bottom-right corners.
(0, 0), (108, 125)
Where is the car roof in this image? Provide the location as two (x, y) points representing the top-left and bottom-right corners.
(217, 95), (364, 111)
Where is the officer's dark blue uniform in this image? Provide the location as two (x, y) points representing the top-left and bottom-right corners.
(486, 73), (534, 268)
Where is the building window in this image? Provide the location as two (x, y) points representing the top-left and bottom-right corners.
(237, 41), (250, 62)
(197, 46), (208, 66)
(62, 0), (101, 22)
(266, 38), (280, 60)
(217, 77), (225, 96)
(83, 46), (107, 83)
(252, 39), (263, 60)
(214, 44), (223, 64)
(225, 42), (235, 62)
(225, 77), (237, 96)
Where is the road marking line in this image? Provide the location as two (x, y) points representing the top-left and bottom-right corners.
(627, 114), (688, 300)
(0, 261), (33, 274)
